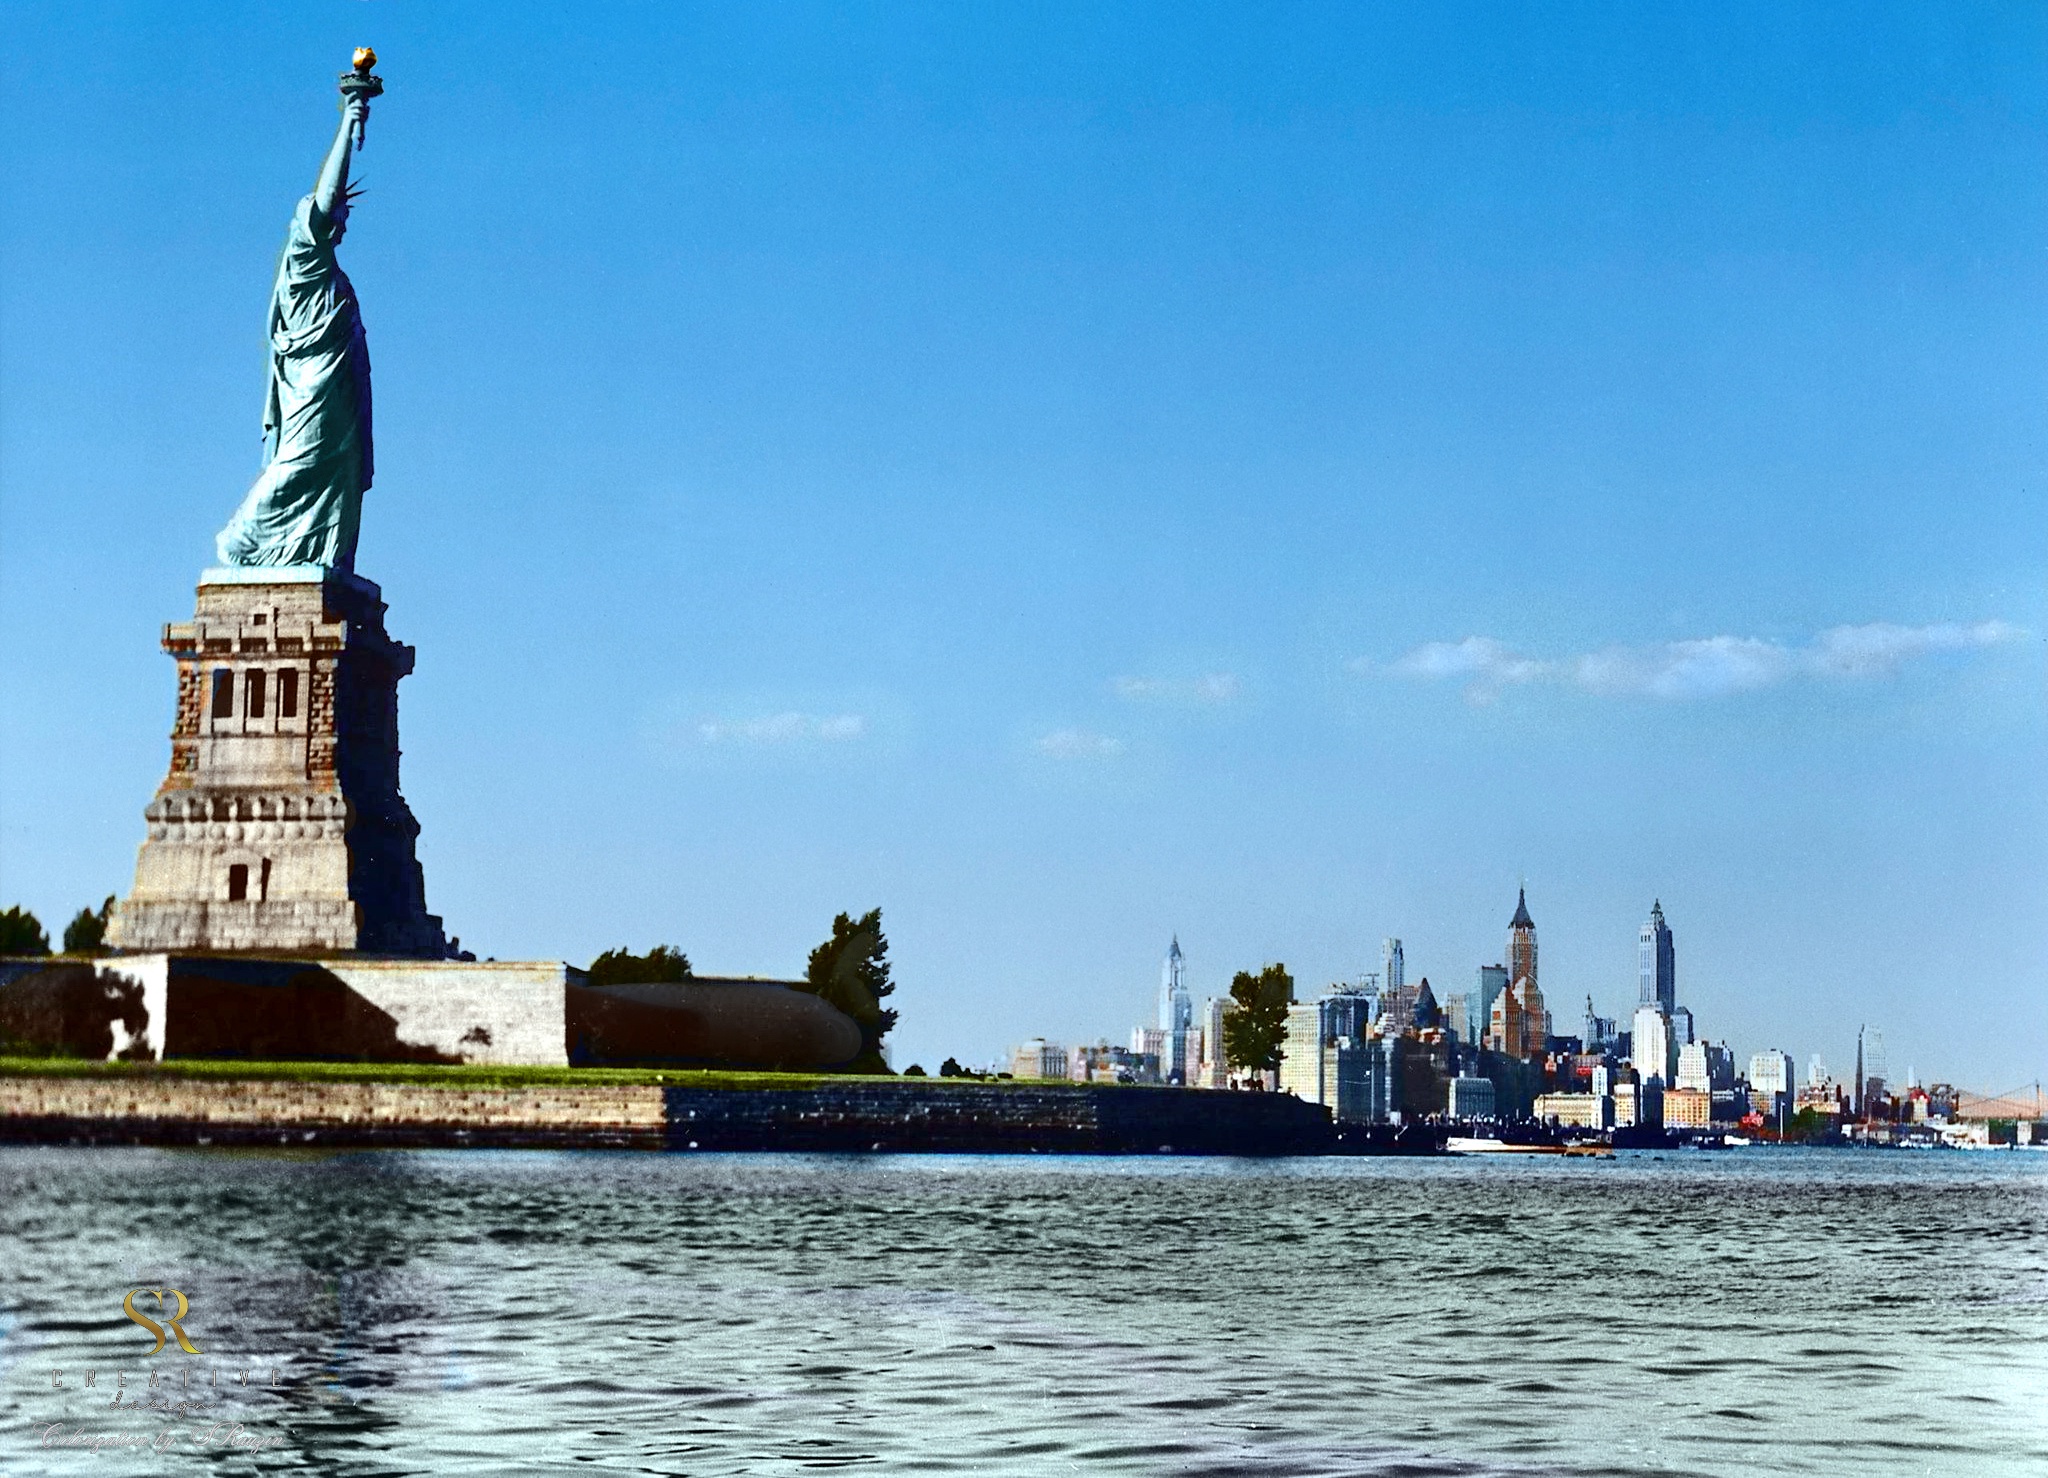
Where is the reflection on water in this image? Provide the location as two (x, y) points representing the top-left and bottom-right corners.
(2, 1147), (2044, 1475)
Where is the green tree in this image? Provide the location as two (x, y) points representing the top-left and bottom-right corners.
(585, 945), (693, 985)
(62, 896), (116, 955)
(1221, 962), (1294, 1081)
(801, 908), (898, 1074)
(0, 906), (50, 957)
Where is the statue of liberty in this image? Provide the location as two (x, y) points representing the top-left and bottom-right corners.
(214, 84), (377, 571)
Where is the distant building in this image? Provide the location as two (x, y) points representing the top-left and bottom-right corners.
(1534, 1092), (1611, 1130)
(1279, 1003), (1326, 1103)
(1796, 1083), (1844, 1116)
(1490, 977), (1545, 1060)
(1128, 1027), (1165, 1083)
(1474, 964), (1509, 1044)
(1283, 992), (1389, 1108)
(1444, 992), (1471, 1043)
(1514, 976), (1546, 1055)
(1159, 937), (1193, 1084)
(1508, 888), (1537, 989)
(1011, 1039), (1068, 1080)
(1639, 900), (1675, 1014)
(1631, 1004), (1674, 1086)
(1193, 997), (1229, 1087)
(1067, 1042), (1152, 1083)
(1383, 937), (1405, 1000)
(1321, 989), (1374, 1044)
(1669, 1005), (1694, 1048)
(1663, 1088), (1712, 1129)
(1613, 1077), (1642, 1128)
(1359, 1034), (1405, 1123)
(1322, 1037), (1374, 1123)
(1487, 981), (1528, 1058)
(1676, 1041), (1731, 1093)
(1856, 1025), (1888, 1116)
(1491, 889), (1543, 1059)
(1410, 978), (1442, 1031)
(1582, 996), (1616, 1051)
(1447, 1075), (1496, 1120)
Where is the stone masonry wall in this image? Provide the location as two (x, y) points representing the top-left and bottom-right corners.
(0, 1076), (665, 1149)
(0, 1075), (1333, 1155)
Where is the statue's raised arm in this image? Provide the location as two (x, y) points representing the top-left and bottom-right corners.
(212, 81), (378, 573)
(314, 97), (367, 224)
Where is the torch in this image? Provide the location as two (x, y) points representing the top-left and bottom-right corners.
(338, 47), (384, 149)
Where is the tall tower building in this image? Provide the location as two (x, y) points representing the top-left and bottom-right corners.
(1474, 964), (1509, 1045)
(1159, 937), (1193, 1084)
(1382, 938), (1405, 998)
(1632, 1003), (1675, 1085)
(1507, 890), (1537, 991)
(1639, 901), (1675, 1013)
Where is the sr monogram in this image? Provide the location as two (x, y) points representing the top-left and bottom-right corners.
(123, 1288), (200, 1355)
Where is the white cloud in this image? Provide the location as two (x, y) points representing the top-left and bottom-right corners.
(1113, 672), (1241, 703)
(696, 712), (867, 745)
(1386, 637), (1545, 690)
(1569, 637), (1794, 700)
(1377, 620), (2022, 703)
(1036, 728), (1123, 758)
(1806, 620), (2021, 677)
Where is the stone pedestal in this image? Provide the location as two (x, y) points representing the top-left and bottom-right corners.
(107, 568), (448, 956)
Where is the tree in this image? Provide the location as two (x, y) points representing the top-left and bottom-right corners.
(0, 906), (50, 957)
(62, 896), (116, 955)
(585, 945), (692, 985)
(800, 908), (898, 1074)
(1221, 963), (1293, 1082)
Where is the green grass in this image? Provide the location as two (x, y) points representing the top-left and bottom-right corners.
(0, 1057), (1099, 1092)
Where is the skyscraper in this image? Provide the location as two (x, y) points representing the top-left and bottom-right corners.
(1853, 1025), (1886, 1117)
(1474, 963), (1509, 1044)
(1581, 996), (1616, 1051)
(1632, 1004), (1674, 1085)
(1159, 937), (1193, 1084)
(1488, 982), (1530, 1058)
(1639, 901), (1675, 1013)
(1493, 889), (1542, 1057)
(1507, 891), (1537, 991)
(1749, 1051), (1796, 1099)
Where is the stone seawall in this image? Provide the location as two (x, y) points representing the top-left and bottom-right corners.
(0, 1075), (1334, 1155)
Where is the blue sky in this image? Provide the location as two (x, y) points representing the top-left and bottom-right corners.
(2, 3), (2042, 1087)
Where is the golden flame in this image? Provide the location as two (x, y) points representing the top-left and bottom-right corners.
(353, 47), (377, 73)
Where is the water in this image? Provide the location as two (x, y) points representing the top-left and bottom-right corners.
(2, 1146), (2043, 1476)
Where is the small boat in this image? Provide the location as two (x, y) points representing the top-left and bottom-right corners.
(1562, 1142), (1613, 1158)
(1446, 1136), (1564, 1155)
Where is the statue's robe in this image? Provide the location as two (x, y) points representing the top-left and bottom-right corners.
(215, 195), (372, 569)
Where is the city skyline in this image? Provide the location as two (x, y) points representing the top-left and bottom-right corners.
(1010, 888), (1921, 1108)
(1, 6), (2041, 1086)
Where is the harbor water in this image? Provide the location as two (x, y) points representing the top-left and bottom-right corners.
(2, 1145), (2044, 1475)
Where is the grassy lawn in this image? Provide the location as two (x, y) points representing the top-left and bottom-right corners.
(0, 1057), (1095, 1093)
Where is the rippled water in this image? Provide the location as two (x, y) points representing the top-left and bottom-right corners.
(2, 1146), (2044, 1475)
